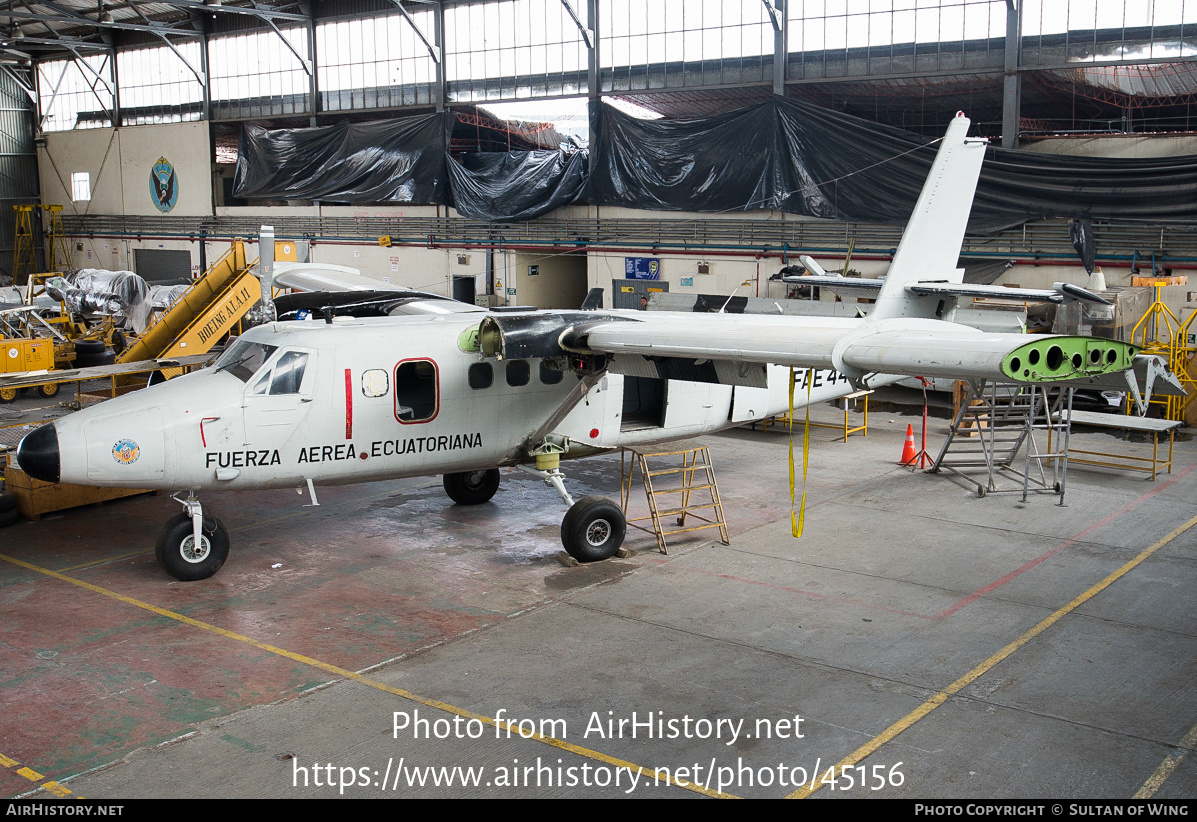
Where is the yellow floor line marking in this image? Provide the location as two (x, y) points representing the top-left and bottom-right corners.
(0, 553), (735, 799)
(1, 752), (79, 798)
(788, 512), (1197, 799)
(1133, 718), (1197, 799)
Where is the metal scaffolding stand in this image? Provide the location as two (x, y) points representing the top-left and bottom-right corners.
(930, 380), (1073, 503)
(620, 445), (730, 554)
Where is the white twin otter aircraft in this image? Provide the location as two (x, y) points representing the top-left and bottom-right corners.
(16, 114), (1136, 580)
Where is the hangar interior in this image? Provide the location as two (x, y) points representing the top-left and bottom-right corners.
(1, 0), (1197, 801)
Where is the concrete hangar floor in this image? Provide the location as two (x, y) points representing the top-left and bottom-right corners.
(1, 394), (1195, 800)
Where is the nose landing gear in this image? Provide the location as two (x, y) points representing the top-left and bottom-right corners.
(157, 492), (229, 581)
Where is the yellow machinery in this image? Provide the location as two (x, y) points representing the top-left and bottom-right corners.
(0, 338), (56, 401)
(12, 204), (71, 283)
(1129, 282), (1197, 421)
(116, 239), (296, 371)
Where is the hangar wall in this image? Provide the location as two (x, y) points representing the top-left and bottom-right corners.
(33, 118), (1197, 324)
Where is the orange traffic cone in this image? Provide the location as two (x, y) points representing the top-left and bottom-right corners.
(899, 424), (917, 465)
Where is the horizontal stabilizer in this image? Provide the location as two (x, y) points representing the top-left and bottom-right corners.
(906, 281), (1111, 305)
(781, 275), (882, 302)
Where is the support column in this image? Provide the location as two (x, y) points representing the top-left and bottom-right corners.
(587, 0), (599, 148)
(434, 1), (445, 112)
(307, 4), (319, 125)
(772, 0), (786, 97)
(1001, 0), (1023, 149)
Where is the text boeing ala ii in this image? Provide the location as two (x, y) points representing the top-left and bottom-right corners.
(16, 114), (1137, 580)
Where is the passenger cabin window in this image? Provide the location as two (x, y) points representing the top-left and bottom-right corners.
(539, 362), (564, 385)
(468, 362), (493, 390)
(506, 360), (530, 387)
(250, 350), (309, 395)
(395, 359), (439, 423)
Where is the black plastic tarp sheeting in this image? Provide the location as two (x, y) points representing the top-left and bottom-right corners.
(447, 150), (586, 222)
(586, 97), (1197, 230)
(585, 99), (835, 218)
(233, 100), (1197, 229)
(233, 114), (453, 204)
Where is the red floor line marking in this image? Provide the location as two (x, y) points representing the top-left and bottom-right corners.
(641, 557), (932, 618)
(934, 464), (1195, 619)
(643, 464), (1196, 622)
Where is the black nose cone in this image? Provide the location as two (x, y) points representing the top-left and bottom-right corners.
(17, 424), (60, 484)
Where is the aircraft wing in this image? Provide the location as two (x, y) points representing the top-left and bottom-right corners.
(479, 311), (1139, 387)
(271, 262), (382, 292)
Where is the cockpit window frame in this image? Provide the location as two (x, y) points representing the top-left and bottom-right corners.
(243, 347), (315, 397)
(212, 339), (278, 383)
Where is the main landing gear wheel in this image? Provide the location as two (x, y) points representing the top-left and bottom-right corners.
(156, 511), (229, 581)
(561, 495), (626, 563)
(443, 469), (501, 505)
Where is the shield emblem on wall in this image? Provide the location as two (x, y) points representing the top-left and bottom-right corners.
(150, 157), (179, 213)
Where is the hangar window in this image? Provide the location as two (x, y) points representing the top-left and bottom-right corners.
(539, 362), (564, 385)
(395, 359), (439, 423)
(506, 359), (530, 387)
(469, 362), (493, 389)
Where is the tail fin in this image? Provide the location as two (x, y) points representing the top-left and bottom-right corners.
(869, 113), (988, 321)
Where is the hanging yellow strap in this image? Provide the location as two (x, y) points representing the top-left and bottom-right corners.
(788, 368), (813, 538)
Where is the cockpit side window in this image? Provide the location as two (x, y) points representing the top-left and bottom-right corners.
(247, 349), (310, 396)
(269, 351), (308, 394)
(213, 339), (278, 383)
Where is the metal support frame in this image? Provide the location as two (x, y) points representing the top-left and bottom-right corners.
(388, 0), (440, 63)
(930, 379), (1071, 503)
(559, 0), (593, 50)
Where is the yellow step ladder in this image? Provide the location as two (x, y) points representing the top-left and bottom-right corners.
(620, 445), (729, 554)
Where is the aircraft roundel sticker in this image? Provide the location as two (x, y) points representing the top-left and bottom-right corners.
(112, 439), (140, 465)
(150, 156), (178, 213)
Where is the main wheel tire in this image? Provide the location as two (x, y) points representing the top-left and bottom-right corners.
(443, 469), (501, 505)
(0, 387), (17, 403)
(37, 383), (59, 398)
(74, 340), (106, 357)
(561, 495), (626, 563)
(155, 511), (230, 581)
(0, 507), (18, 527)
(0, 490), (17, 512)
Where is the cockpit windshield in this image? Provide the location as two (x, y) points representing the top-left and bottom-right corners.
(211, 339), (278, 382)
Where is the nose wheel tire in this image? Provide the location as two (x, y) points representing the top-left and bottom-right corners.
(561, 495), (626, 563)
(156, 511), (230, 581)
(443, 468), (501, 505)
